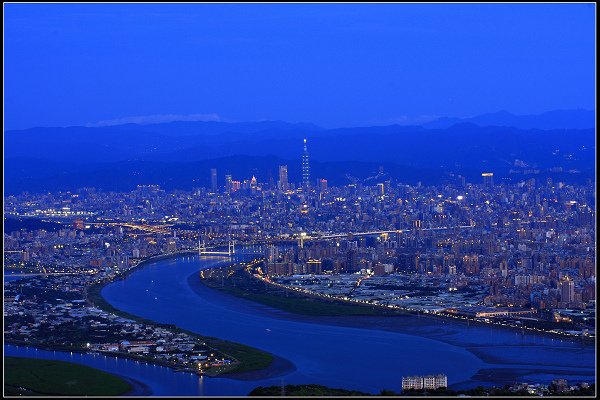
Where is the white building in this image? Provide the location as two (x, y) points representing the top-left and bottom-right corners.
(402, 376), (424, 390)
(402, 374), (447, 391)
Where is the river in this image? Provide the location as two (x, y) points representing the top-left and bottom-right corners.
(7, 251), (595, 395)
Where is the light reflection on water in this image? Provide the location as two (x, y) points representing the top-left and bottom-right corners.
(100, 250), (595, 393)
(6, 247), (595, 395)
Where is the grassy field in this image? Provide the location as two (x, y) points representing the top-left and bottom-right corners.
(202, 338), (274, 374)
(201, 268), (403, 317)
(4, 356), (131, 396)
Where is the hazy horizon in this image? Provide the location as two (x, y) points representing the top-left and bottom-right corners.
(4, 107), (596, 131)
(5, 3), (595, 130)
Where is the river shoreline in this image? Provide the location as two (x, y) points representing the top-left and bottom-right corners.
(9, 252), (594, 395)
(122, 376), (153, 396)
(194, 263), (594, 346)
(5, 251), (290, 386)
(188, 264), (594, 377)
(4, 338), (209, 377)
(89, 252), (597, 388)
(188, 271), (595, 390)
(85, 250), (293, 381)
(7, 354), (152, 396)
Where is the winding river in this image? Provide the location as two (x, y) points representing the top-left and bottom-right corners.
(6, 251), (595, 395)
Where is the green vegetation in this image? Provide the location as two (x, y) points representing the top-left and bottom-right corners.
(201, 268), (404, 317)
(202, 338), (273, 374)
(86, 275), (274, 375)
(249, 384), (371, 396)
(249, 384), (596, 397)
(200, 264), (591, 343)
(4, 356), (131, 396)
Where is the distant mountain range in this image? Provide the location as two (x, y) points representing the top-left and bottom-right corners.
(423, 109), (595, 130)
(4, 109), (595, 194)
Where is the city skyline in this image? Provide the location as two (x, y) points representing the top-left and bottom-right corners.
(5, 168), (596, 396)
(3, 2), (596, 398)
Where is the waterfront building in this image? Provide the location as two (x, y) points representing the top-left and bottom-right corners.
(306, 259), (322, 274)
(560, 276), (575, 305)
(373, 263), (394, 276)
(434, 374), (448, 389)
(166, 238), (177, 253)
(402, 376), (424, 390)
(423, 375), (436, 389)
(402, 374), (447, 391)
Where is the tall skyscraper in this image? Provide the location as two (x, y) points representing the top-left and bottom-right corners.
(210, 168), (218, 192)
(225, 174), (232, 193)
(482, 172), (494, 188)
(560, 276), (575, 305)
(302, 138), (310, 190)
(319, 178), (328, 192)
(278, 165), (289, 191)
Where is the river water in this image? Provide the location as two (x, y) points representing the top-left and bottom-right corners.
(6, 251), (595, 395)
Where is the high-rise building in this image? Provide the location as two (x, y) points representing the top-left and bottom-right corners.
(560, 276), (575, 305)
(346, 249), (359, 272)
(225, 174), (232, 193)
(302, 138), (310, 190)
(306, 259), (323, 274)
(278, 165), (289, 191)
(482, 172), (494, 188)
(166, 238), (177, 253)
(210, 168), (218, 192)
(265, 245), (279, 263)
(402, 376), (424, 390)
(463, 255), (479, 275)
(377, 182), (385, 195)
(319, 178), (328, 192)
(434, 375), (448, 389)
(423, 376), (437, 390)
(499, 259), (509, 277)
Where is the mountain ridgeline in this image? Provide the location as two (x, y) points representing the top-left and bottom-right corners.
(4, 110), (595, 194)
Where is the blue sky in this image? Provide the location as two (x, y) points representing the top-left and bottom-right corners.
(4, 3), (596, 130)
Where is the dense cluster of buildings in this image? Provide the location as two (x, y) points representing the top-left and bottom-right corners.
(4, 270), (236, 374)
(3, 138), (596, 355)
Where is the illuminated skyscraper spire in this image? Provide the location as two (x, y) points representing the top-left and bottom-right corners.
(302, 138), (310, 189)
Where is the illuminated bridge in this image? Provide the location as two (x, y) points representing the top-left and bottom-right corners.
(198, 240), (236, 256)
(307, 224), (476, 240)
(195, 241), (265, 257)
(289, 224), (476, 247)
